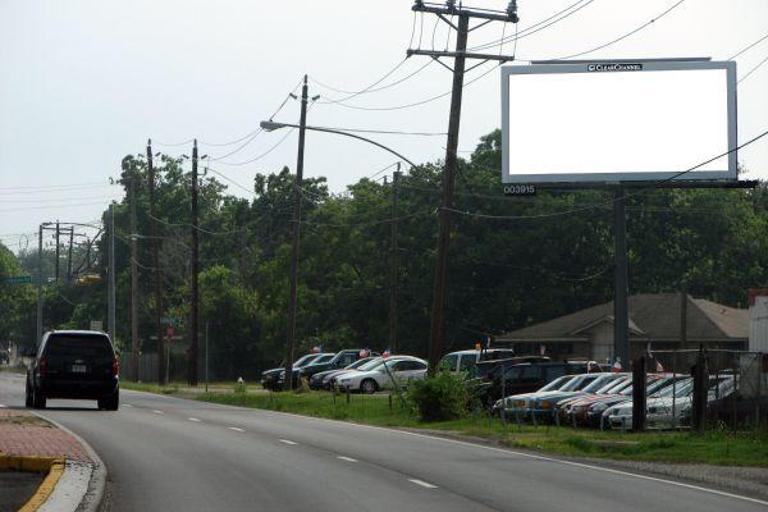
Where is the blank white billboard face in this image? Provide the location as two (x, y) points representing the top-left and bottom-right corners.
(501, 61), (737, 184)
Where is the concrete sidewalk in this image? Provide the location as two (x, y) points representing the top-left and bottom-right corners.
(0, 409), (100, 512)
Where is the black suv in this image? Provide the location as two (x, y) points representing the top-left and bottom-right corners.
(26, 330), (120, 410)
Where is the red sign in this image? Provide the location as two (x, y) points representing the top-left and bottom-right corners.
(166, 326), (175, 339)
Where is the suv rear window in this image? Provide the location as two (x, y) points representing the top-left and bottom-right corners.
(46, 335), (113, 361)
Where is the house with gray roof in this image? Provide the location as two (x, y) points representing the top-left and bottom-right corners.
(496, 293), (748, 363)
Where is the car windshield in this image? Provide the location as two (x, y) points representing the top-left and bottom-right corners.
(308, 354), (335, 365)
(357, 358), (385, 371)
(653, 377), (691, 397)
(294, 354), (319, 367)
(561, 374), (598, 392)
(345, 358), (372, 370)
(582, 374), (617, 393)
(539, 375), (575, 392)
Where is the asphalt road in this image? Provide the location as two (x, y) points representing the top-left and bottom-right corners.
(1, 372), (766, 512)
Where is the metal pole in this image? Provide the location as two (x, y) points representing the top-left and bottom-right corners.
(108, 203), (116, 341)
(284, 75), (309, 391)
(36, 224), (44, 346)
(55, 221), (60, 282)
(147, 140), (165, 386)
(428, 13), (469, 374)
(613, 187), (629, 367)
(680, 288), (688, 350)
(389, 166), (400, 354)
(190, 139), (200, 386)
(205, 320), (209, 393)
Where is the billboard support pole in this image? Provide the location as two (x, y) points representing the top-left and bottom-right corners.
(613, 187), (629, 367)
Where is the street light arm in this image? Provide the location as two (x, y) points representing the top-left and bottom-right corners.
(260, 121), (418, 169)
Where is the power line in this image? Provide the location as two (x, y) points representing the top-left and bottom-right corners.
(738, 54), (768, 84)
(0, 182), (112, 193)
(445, 127), (768, 221)
(728, 31), (768, 60)
(211, 128), (295, 166)
(546, 0), (688, 61)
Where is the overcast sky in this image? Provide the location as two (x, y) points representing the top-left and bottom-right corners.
(1, 0), (767, 251)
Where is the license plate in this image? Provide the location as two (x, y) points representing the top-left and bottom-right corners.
(71, 364), (87, 373)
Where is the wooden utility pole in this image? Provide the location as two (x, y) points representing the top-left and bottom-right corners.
(66, 227), (74, 284)
(389, 166), (401, 353)
(129, 162), (140, 381)
(680, 288), (688, 350)
(55, 221), (60, 282)
(36, 224), (44, 345)
(147, 140), (164, 385)
(284, 75), (309, 391)
(409, 1), (518, 373)
(108, 203), (116, 340)
(189, 139), (200, 386)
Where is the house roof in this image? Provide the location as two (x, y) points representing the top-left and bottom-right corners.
(498, 293), (748, 342)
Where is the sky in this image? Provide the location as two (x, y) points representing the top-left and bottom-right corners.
(1, 0), (767, 251)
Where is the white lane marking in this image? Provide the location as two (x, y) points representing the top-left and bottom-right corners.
(279, 439), (298, 445)
(259, 409), (768, 507)
(228, 427), (245, 432)
(0, 404), (6, 408)
(409, 479), (438, 489)
(122, 404), (133, 408)
(188, 417), (202, 423)
(152, 410), (164, 415)
(336, 456), (358, 463)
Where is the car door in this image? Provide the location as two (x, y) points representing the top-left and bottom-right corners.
(399, 360), (428, 385)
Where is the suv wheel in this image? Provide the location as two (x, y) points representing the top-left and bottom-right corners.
(32, 387), (46, 409)
(98, 390), (119, 411)
(25, 380), (33, 408)
(361, 379), (377, 394)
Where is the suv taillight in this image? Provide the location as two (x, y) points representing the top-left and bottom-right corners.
(112, 356), (120, 377)
(39, 356), (48, 376)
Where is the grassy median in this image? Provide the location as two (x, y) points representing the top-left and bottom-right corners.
(193, 388), (768, 467)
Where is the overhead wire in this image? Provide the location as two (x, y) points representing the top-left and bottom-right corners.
(728, 31), (768, 60)
(444, 127), (768, 221)
(738, 54), (768, 84)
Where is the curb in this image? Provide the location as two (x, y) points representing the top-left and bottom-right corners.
(30, 412), (108, 512)
(0, 454), (65, 512)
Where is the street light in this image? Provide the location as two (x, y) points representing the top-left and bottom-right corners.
(259, 121), (418, 169)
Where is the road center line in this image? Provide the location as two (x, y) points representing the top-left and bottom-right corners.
(188, 417), (201, 422)
(152, 410), (164, 415)
(408, 479), (438, 489)
(337, 456), (358, 463)
(228, 427), (245, 432)
(279, 439), (298, 445)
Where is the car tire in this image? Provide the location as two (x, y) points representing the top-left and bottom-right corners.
(32, 387), (46, 409)
(25, 380), (33, 408)
(99, 390), (119, 411)
(361, 379), (377, 395)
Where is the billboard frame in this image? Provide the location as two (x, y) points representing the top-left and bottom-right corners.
(501, 59), (738, 186)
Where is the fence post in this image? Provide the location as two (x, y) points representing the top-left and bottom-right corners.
(632, 355), (646, 432)
(691, 346), (708, 432)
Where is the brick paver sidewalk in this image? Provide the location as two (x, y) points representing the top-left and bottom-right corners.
(0, 410), (91, 463)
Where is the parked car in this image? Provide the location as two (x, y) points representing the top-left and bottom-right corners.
(527, 372), (615, 423)
(477, 361), (594, 405)
(301, 349), (379, 381)
(439, 348), (517, 376)
(337, 356), (428, 394)
(261, 353), (324, 391)
(604, 375), (734, 429)
(309, 357), (377, 390)
(492, 374), (580, 418)
(277, 353), (335, 388)
(26, 330), (119, 410)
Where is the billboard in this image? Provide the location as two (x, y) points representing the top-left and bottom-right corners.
(501, 60), (737, 185)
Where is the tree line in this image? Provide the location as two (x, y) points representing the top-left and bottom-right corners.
(2, 129), (767, 379)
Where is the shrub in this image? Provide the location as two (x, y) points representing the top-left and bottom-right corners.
(408, 372), (469, 422)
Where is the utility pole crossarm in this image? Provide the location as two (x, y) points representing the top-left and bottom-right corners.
(411, 2), (518, 23)
(407, 49), (514, 62)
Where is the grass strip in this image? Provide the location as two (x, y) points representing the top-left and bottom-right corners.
(195, 390), (768, 467)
